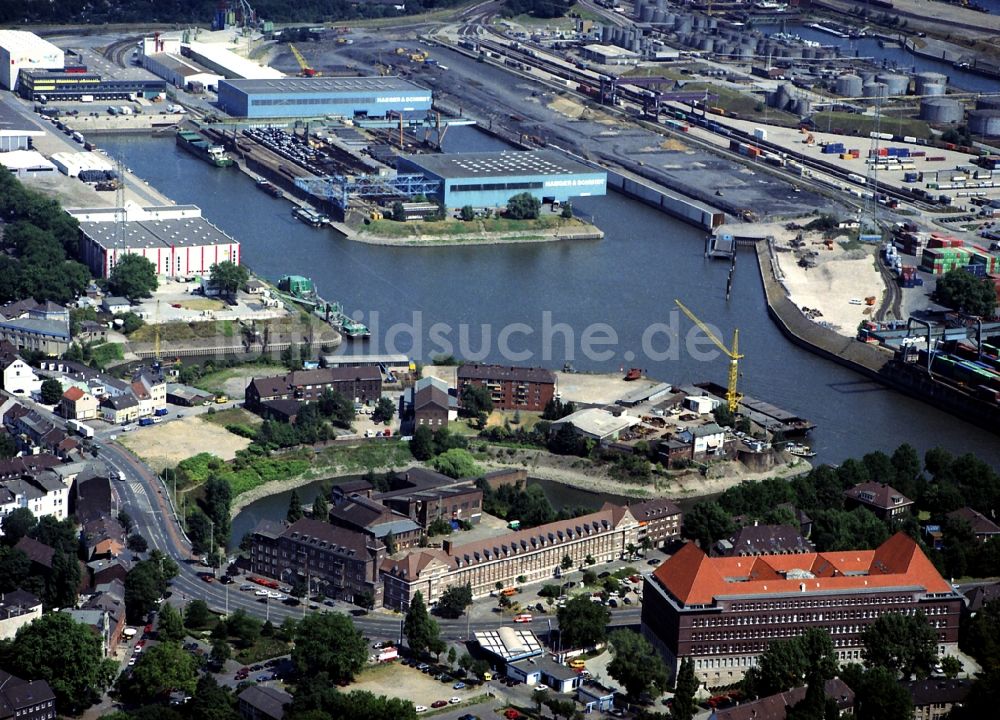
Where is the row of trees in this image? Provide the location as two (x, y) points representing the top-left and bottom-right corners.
(0, 171), (89, 304)
(186, 476), (233, 559)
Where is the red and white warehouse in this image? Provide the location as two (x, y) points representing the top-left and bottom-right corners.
(69, 204), (240, 278)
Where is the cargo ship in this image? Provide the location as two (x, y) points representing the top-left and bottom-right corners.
(255, 178), (283, 198)
(176, 130), (233, 168)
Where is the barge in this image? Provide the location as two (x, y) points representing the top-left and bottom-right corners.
(176, 130), (233, 168)
(255, 178), (284, 198)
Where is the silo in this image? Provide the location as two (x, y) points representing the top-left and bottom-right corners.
(835, 74), (863, 97)
(919, 97), (964, 124)
(664, 13), (676, 27)
(700, 37), (715, 52)
(968, 109), (1000, 136)
(652, 10), (665, 23)
(640, 5), (654, 22)
(976, 96), (1000, 111)
(708, 18), (718, 30)
(915, 72), (948, 94)
(677, 16), (693, 33)
(656, 0), (667, 9)
(922, 83), (946, 97)
(861, 71), (876, 84)
(877, 73), (909, 96)
(863, 82), (888, 101)
(601, 25), (611, 42)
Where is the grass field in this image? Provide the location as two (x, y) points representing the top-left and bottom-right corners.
(811, 111), (931, 140)
(201, 407), (263, 428)
(360, 215), (581, 238)
(680, 83), (801, 126)
(193, 364), (286, 396)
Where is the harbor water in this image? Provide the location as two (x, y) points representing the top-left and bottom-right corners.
(99, 126), (1000, 474)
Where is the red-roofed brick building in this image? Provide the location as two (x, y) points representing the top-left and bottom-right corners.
(641, 533), (962, 686)
(843, 482), (914, 522)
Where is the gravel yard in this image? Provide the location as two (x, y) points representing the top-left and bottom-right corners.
(117, 415), (252, 472)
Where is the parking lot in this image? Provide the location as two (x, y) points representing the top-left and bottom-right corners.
(348, 660), (483, 712)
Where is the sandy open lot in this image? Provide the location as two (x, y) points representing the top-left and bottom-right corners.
(772, 225), (885, 336)
(348, 663), (480, 709)
(118, 415), (252, 472)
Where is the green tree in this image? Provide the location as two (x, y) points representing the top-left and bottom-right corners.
(108, 253), (158, 301)
(561, 554), (574, 571)
(312, 493), (329, 520)
(209, 260), (249, 300)
(934, 269), (997, 317)
(0, 432), (15, 459)
(125, 559), (171, 624)
(460, 205), (475, 221)
(506, 192), (541, 220)
(39, 378), (63, 404)
(557, 595), (610, 650)
(287, 489), (304, 523)
(0, 612), (115, 714)
(183, 599), (212, 630)
(712, 404), (735, 428)
(560, 202), (573, 219)
(743, 629), (838, 698)
(158, 601), (185, 642)
(391, 201), (406, 222)
(292, 612), (369, 682)
(209, 638), (231, 669)
(672, 657), (699, 720)
(127, 533), (148, 553)
(226, 609), (262, 649)
(189, 674), (240, 720)
(431, 448), (482, 479)
(1, 508), (35, 546)
(123, 641), (198, 703)
(47, 549), (80, 609)
(372, 396), (396, 424)
(117, 509), (134, 536)
(862, 611), (938, 679)
(941, 655), (962, 679)
(847, 664), (914, 720)
(117, 311), (145, 335)
(404, 591), (440, 657)
(607, 629), (670, 700)
(447, 646), (457, 669)
(318, 387), (355, 428)
(203, 476), (233, 550)
(436, 583), (473, 619)
(532, 688), (548, 715)
(410, 425), (435, 460)
(683, 501), (735, 549)
(459, 384), (493, 417)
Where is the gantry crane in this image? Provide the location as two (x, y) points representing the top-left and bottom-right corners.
(675, 299), (743, 414)
(289, 44), (318, 77)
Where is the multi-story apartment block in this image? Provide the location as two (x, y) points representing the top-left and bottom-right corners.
(457, 364), (556, 411)
(628, 497), (682, 549)
(245, 367), (382, 411)
(250, 518), (385, 607)
(642, 533), (962, 686)
(382, 503), (640, 611)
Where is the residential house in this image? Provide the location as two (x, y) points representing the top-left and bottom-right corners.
(962, 580), (1000, 615)
(87, 556), (131, 588)
(0, 342), (41, 397)
(77, 579), (126, 655)
(76, 321), (107, 344)
(904, 678), (972, 720)
(13, 537), (54, 574)
(628, 497), (683, 548)
(101, 297), (131, 315)
(946, 507), (1000, 543)
(59, 387), (99, 421)
(0, 589), (43, 641)
(676, 423), (728, 459)
(715, 524), (816, 557)
(844, 482), (914, 522)
(81, 517), (125, 561)
(245, 367), (382, 411)
(0, 473), (69, 530)
(100, 394), (140, 425)
(456, 363), (556, 411)
(238, 685), (291, 720)
(0, 455), (61, 482)
(72, 471), (113, 526)
(2, 404), (76, 457)
(405, 376), (455, 428)
(0, 669), (56, 720)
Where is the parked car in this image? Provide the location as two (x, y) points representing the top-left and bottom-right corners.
(453, 681), (466, 690)
(415, 706), (427, 713)
(449, 697), (461, 704)
(431, 700), (449, 708)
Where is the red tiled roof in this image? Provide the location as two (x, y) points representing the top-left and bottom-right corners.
(652, 532), (951, 606)
(62, 387), (85, 402)
(843, 481), (913, 510)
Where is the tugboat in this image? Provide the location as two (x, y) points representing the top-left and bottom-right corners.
(786, 443), (817, 458)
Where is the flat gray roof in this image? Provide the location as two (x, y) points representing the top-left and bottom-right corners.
(80, 216), (237, 250)
(0, 100), (44, 136)
(402, 150), (600, 180)
(220, 75), (428, 95)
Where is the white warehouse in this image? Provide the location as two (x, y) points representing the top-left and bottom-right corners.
(0, 30), (64, 91)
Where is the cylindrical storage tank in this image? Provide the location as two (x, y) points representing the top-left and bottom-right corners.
(677, 17), (693, 33)
(664, 13), (676, 27)
(863, 82), (888, 101)
(652, 9), (665, 23)
(794, 98), (811, 116)
(601, 25), (611, 42)
(640, 5), (654, 22)
(700, 37), (715, 52)
(968, 109), (1000, 136)
(802, 47), (815, 59)
(835, 74), (863, 97)
(922, 83), (946, 97)
(920, 97), (964, 124)
(976, 96), (1000, 111)
(708, 18), (718, 30)
(656, 0), (667, 9)
(738, 46), (753, 59)
(915, 72), (947, 94)
(861, 71), (876, 84)
(877, 73), (909, 96)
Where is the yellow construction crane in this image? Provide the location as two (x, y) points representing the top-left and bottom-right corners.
(289, 43), (318, 76)
(674, 299), (743, 413)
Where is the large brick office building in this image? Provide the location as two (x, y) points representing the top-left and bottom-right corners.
(249, 518), (386, 607)
(641, 533), (962, 686)
(382, 503), (640, 611)
(457, 364), (556, 411)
